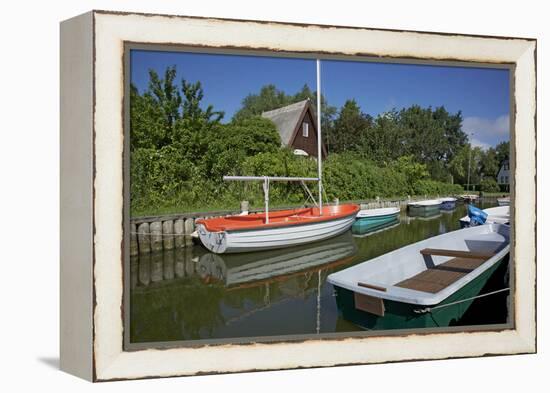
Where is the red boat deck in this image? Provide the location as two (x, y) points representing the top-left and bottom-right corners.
(196, 204), (359, 232)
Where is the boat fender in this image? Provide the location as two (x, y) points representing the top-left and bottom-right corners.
(467, 204), (488, 226)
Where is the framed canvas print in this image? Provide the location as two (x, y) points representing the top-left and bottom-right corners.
(60, 10), (536, 381)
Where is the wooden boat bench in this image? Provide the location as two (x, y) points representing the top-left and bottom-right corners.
(419, 248), (496, 260)
(395, 248), (497, 294)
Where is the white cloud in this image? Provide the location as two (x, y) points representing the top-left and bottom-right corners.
(462, 114), (509, 149)
(470, 138), (491, 150)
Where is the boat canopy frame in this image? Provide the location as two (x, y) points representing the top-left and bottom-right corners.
(223, 175), (320, 224)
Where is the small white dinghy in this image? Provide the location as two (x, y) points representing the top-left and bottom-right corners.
(497, 197), (510, 206)
(327, 224), (510, 329)
(459, 205), (510, 228)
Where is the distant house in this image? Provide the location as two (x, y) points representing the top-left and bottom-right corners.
(497, 159), (510, 190)
(261, 99), (327, 158)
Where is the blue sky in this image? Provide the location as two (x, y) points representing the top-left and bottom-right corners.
(131, 50), (510, 149)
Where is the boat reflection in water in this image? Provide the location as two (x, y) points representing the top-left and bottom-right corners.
(197, 232), (357, 288)
(130, 232), (358, 343)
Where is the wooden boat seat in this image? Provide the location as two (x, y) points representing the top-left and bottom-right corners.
(420, 248), (496, 259)
(395, 257), (488, 293)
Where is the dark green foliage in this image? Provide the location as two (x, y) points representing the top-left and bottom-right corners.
(329, 100), (373, 153)
(480, 177), (500, 193)
(324, 104), (467, 179)
(449, 144), (484, 186)
(130, 146), (195, 213)
(200, 117), (281, 181)
(412, 179), (463, 196)
(389, 155), (430, 192)
(495, 141), (510, 166)
(130, 67), (487, 216)
(323, 153), (408, 200)
(479, 147), (500, 178)
(398, 105), (466, 171)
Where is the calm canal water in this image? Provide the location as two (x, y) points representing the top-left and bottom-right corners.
(129, 200), (509, 344)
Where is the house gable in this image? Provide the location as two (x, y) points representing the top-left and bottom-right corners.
(262, 99), (327, 158)
(288, 104), (327, 158)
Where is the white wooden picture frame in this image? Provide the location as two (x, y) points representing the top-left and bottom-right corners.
(60, 10), (536, 381)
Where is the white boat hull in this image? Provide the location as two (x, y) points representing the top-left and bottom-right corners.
(356, 207), (400, 218)
(197, 213), (357, 254)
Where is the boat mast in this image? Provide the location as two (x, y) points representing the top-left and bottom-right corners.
(223, 176), (319, 224)
(316, 59), (323, 214)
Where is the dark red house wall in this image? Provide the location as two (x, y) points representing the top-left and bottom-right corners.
(290, 110), (326, 158)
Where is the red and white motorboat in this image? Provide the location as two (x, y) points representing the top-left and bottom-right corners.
(196, 203), (359, 254)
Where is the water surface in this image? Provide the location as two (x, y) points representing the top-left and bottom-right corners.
(129, 201), (508, 344)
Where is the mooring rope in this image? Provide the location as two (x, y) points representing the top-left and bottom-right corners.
(413, 287), (510, 314)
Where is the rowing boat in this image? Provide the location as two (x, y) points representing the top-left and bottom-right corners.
(438, 197), (457, 211)
(196, 204), (359, 254)
(327, 224), (509, 329)
(352, 207), (400, 235)
(459, 194), (478, 203)
(407, 200), (441, 217)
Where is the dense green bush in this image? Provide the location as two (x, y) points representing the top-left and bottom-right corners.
(131, 144), (464, 216)
(323, 153), (409, 200)
(480, 177), (500, 193)
(412, 179), (463, 196)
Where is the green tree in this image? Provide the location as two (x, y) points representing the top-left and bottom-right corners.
(232, 85), (290, 122)
(201, 117), (281, 181)
(449, 144), (483, 187)
(130, 66), (224, 151)
(480, 177), (500, 193)
(397, 105), (466, 179)
(330, 99), (373, 153)
(479, 147), (499, 178)
(363, 110), (407, 163)
(390, 155), (429, 192)
(495, 141), (510, 166)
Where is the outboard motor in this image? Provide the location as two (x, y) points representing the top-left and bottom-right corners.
(467, 204), (488, 226)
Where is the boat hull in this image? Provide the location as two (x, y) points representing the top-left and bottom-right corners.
(439, 200), (457, 211)
(352, 214), (399, 235)
(197, 210), (358, 253)
(459, 195), (478, 204)
(333, 254), (508, 330)
(497, 198), (510, 206)
(408, 204), (441, 217)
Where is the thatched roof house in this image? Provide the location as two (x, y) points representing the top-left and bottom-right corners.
(261, 99), (327, 158)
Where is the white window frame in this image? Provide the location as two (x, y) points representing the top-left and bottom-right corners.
(302, 121), (309, 137)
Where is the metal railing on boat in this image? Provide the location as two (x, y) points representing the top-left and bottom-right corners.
(223, 176), (321, 224)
